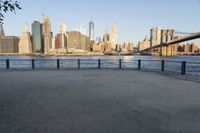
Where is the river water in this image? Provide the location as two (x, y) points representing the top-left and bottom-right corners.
(0, 56), (200, 76)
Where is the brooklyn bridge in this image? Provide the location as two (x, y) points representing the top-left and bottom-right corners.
(139, 28), (200, 56)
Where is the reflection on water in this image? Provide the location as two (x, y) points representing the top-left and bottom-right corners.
(123, 56), (134, 62)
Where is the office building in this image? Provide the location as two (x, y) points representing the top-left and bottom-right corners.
(59, 23), (67, 34)
(0, 24), (5, 36)
(32, 21), (43, 53)
(89, 21), (95, 41)
(52, 37), (55, 50)
(0, 36), (19, 53)
(19, 23), (33, 54)
(58, 23), (67, 49)
(122, 42), (134, 52)
(183, 43), (199, 53)
(103, 30), (110, 43)
(139, 36), (151, 51)
(67, 31), (90, 50)
(81, 35), (90, 50)
(80, 24), (86, 35)
(0, 23), (19, 53)
(109, 22), (118, 50)
(55, 33), (67, 49)
(42, 15), (52, 54)
(67, 31), (82, 49)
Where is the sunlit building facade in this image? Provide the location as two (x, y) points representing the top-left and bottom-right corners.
(43, 15), (52, 54)
(19, 23), (33, 54)
(55, 33), (67, 49)
(59, 23), (67, 34)
(109, 23), (118, 50)
(139, 36), (151, 51)
(0, 36), (19, 53)
(67, 31), (82, 49)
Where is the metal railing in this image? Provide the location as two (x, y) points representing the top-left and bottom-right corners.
(0, 59), (200, 76)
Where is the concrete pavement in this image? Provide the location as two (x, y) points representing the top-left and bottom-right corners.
(0, 70), (200, 133)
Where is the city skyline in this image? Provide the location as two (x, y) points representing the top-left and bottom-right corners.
(2, 0), (200, 45)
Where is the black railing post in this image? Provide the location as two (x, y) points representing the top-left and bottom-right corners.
(138, 60), (141, 70)
(6, 59), (9, 69)
(57, 59), (60, 69)
(32, 59), (35, 69)
(181, 61), (186, 75)
(161, 60), (165, 72)
(78, 59), (80, 69)
(98, 59), (101, 69)
(119, 59), (122, 69)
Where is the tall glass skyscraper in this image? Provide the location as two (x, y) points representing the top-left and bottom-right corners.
(89, 21), (95, 41)
(32, 21), (43, 53)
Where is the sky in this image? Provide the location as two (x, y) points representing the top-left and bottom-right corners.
(3, 0), (200, 45)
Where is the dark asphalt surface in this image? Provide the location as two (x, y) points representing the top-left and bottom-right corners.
(0, 70), (200, 133)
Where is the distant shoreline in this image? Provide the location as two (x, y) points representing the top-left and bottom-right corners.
(0, 53), (105, 57)
(0, 53), (199, 57)
(0, 53), (139, 57)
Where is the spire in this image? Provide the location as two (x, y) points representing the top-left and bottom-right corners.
(0, 24), (5, 36)
(144, 35), (148, 41)
(24, 23), (29, 33)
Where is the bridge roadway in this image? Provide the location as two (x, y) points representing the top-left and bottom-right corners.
(0, 70), (200, 133)
(141, 32), (200, 52)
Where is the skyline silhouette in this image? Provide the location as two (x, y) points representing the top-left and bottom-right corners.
(2, 0), (200, 45)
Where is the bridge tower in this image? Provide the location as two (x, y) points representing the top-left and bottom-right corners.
(160, 29), (174, 56)
(150, 27), (162, 55)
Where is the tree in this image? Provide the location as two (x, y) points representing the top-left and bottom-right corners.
(0, 0), (21, 24)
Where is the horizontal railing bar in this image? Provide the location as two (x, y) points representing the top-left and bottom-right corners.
(1, 59), (199, 63)
(0, 59), (199, 76)
(164, 60), (182, 63)
(185, 62), (200, 64)
(138, 60), (162, 61)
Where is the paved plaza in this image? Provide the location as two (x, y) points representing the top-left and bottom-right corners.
(0, 70), (200, 133)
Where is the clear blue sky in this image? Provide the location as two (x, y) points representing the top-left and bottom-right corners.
(3, 0), (200, 44)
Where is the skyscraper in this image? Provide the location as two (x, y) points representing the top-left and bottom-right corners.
(32, 21), (43, 53)
(58, 23), (67, 48)
(42, 15), (52, 54)
(55, 33), (67, 49)
(0, 24), (19, 53)
(67, 31), (82, 49)
(19, 23), (33, 54)
(109, 22), (118, 50)
(89, 21), (95, 41)
(0, 24), (5, 36)
(80, 24), (86, 35)
(59, 23), (67, 34)
(103, 30), (110, 43)
(0, 36), (19, 53)
(0, 24), (5, 52)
